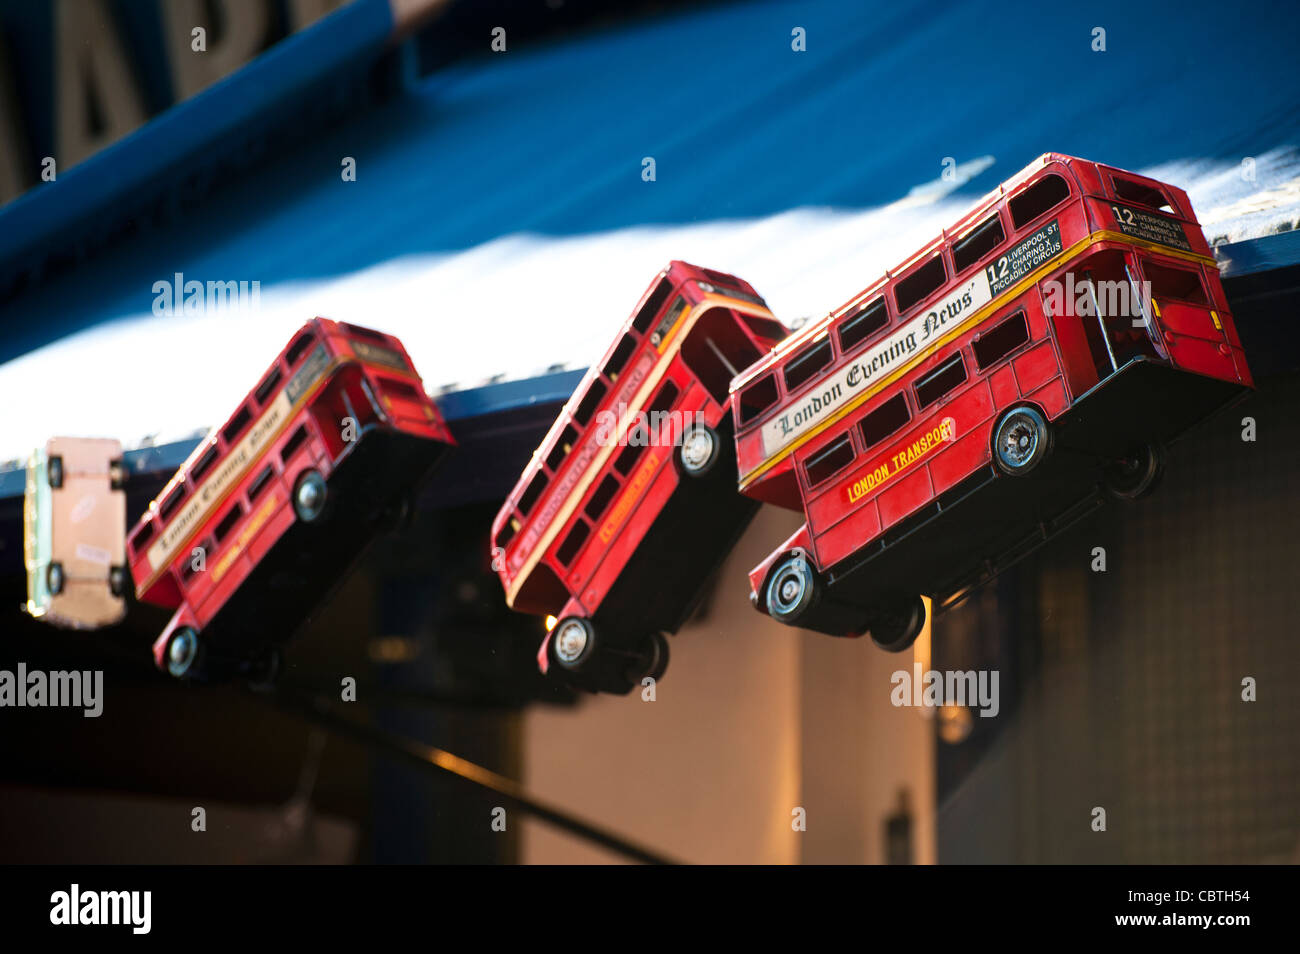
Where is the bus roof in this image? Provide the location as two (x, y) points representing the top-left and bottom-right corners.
(729, 152), (1085, 391)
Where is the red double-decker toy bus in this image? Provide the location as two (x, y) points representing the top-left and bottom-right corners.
(732, 154), (1253, 650)
(126, 318), (455, 682)
(491, 261), (787, 693)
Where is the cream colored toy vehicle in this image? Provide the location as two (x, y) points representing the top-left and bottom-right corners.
(23, 437), (128, 629)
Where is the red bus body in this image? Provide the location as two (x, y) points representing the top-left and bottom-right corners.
(127, 318), (455, 681)
(732, 154), (1252, 645)
(491, 262), (787, 693)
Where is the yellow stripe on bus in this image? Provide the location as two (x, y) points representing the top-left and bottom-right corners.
(736, 228), (1215, 491)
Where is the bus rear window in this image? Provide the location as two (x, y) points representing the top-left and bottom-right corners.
(783, 338), (832, 393)
(1112, 177), (1174, 213)
(1009, 174), (1070, 229)
(914, 353), (967, 408)
(804, 435), (855, 487)
(953, 215), (1006, 273)
(837, 299), (888, 353)
(973, 311), (1030, 371)
(703, 268), (741, 288)
(894, 256), (946, 315)
(858, 393), (911, 448)
(743, 314), (787, 343)
(380, 376), (423, 403)
(739, 374), (779, 425)
(1144, 261), (1208, 305)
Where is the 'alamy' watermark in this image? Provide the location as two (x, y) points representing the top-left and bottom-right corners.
(1042, 272), (1153, 327)
(891, 663), (999, 718)
(50, 885), (150, 934)
(152, 271), (260, 316)
(0, 664), (103, 717)
(593, 403), (708, 448)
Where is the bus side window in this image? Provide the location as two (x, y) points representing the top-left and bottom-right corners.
(894, 255), (946, 315)
(858, 393), (911, 449)
(914, 353), (967, 408)
(556, 519), (591, 566)
(783, 337), (833, 393)
(973, 311), (1030, 371)
(804, 434), (855, 487)
(1009, 174), (1070, 230)
(517, 470), (547, 515)
(952, 215), (1006, 274)
(738, 374), (779, 425)
(837, 299), (888, 353)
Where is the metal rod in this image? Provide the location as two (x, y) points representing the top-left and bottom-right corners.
(259, 685), (679, 865)
(1084, 271), (1119, 374)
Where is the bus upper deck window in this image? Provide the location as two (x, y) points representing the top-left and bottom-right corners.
(894, 255), (946, 315)
(602, 335), (637, 382)
(285, 331), (316, 367)
(517, 470), (547, 515)
(632, 278), (672, 334)
(783, 338), (833, 393)
(739, 374), (779, 424)
(1111, 177), (1174, 214)
(952, 215), (1006, 274)
(546, 425), (579, 473)
(1009, 174), (1070, 230)
(837, 299), (888, 353)
(572, 377), (608, 426)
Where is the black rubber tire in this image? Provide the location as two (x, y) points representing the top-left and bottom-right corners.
(292, 469), (329, 523)
(1103, 443), (1166, 501)
(165, 626), (204, 680)
(48, 455), (63, 489)
(109, 566), (127, 598)
(992, 405), (1053, 475)
(764, 553), (822, 627)
(868, 596), (927, 653)
(109, 458), (126, 491)
(47, 562), (64, 596)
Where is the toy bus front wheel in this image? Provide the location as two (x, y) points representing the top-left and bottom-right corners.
(551, 616), (597, 672)
(165, 626), (204, 679)
(678, 422), (721, 478)
(765, 553), (822, 626)
(293, 469), (329, 523)
(993, 405), (1053, 475)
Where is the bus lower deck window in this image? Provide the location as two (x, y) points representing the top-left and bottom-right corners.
(859, 393), (911, 448)
(584, 474), (620, 521)
(556, 519), (591, 566)
(914, 353), (967, 408)
(804, 434), (855, 487)
(973, 311), (1030, 371)
(613, 441), (643, 476)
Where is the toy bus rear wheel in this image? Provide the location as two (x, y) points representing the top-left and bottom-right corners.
(868, 596), (927, 653)
(551, 616), (597, 673)
(765, 553), (822, 626)
(47, 562), (64, 596)
(993, 406), (1053, 475)
(293, 469), (328, 523)
(639, 632), (670, 683)
(47, 455), (64, 489)
(678, 423), (721, 478)
(109, 565), (127, 598)
(165, 626), (204, 680)
(1103, 443), (1165, 501)
(109, 458), (126, 491)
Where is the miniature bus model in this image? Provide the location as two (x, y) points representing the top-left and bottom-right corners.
(23, 437), (128, 629)
(732, 153), (1253, 650)
(126, 318), (455, 682)
(491, 262), (788, 693)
